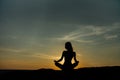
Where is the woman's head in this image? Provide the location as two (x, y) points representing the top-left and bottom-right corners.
(65, 42), (73, 52)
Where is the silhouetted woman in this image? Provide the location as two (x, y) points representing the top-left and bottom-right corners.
(54, 42), (79, 71)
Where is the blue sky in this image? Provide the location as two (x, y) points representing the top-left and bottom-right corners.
(0, 0), (120, 69)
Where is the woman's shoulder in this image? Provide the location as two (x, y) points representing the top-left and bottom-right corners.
(73, 51), (76, 54)
(63, 50), (67, 53)
(63, 50), (76, 53)
(72, 51), (75, 53)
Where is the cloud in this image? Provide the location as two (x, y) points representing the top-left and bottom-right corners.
(54, 23), (120, 44)
(31, 53), (59, 60)
(0, 48), (22, 53)
(56, 25), (106, 41)
(0, 47), (59, 60)
(104, 35), (118, 40)
(75, 40), (94, 43)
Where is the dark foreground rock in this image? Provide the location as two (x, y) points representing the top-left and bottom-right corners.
(0, 66), (120, 80)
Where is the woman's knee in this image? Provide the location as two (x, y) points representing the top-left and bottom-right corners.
(55, 62), (63, 69)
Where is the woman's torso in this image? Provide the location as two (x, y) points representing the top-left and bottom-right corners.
(63, 51), (75, 65)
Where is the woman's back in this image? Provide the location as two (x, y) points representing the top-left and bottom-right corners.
(63, 51), (75, 65)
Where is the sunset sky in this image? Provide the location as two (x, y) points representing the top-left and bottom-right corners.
(0, 0), (120, 70)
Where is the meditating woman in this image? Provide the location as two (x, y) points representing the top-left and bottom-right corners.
(54, 42), (79, 71)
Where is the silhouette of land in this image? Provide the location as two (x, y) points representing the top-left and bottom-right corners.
(0, 66), (120, 80)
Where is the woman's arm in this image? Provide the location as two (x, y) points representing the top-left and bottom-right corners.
(54, 51), (64, 62)
(73, 52), (79, 63)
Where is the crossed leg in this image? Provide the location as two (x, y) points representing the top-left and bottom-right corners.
(55, 62), (79, 70)
(55, 62), (63, 70)
(72, 61), (79, 69)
